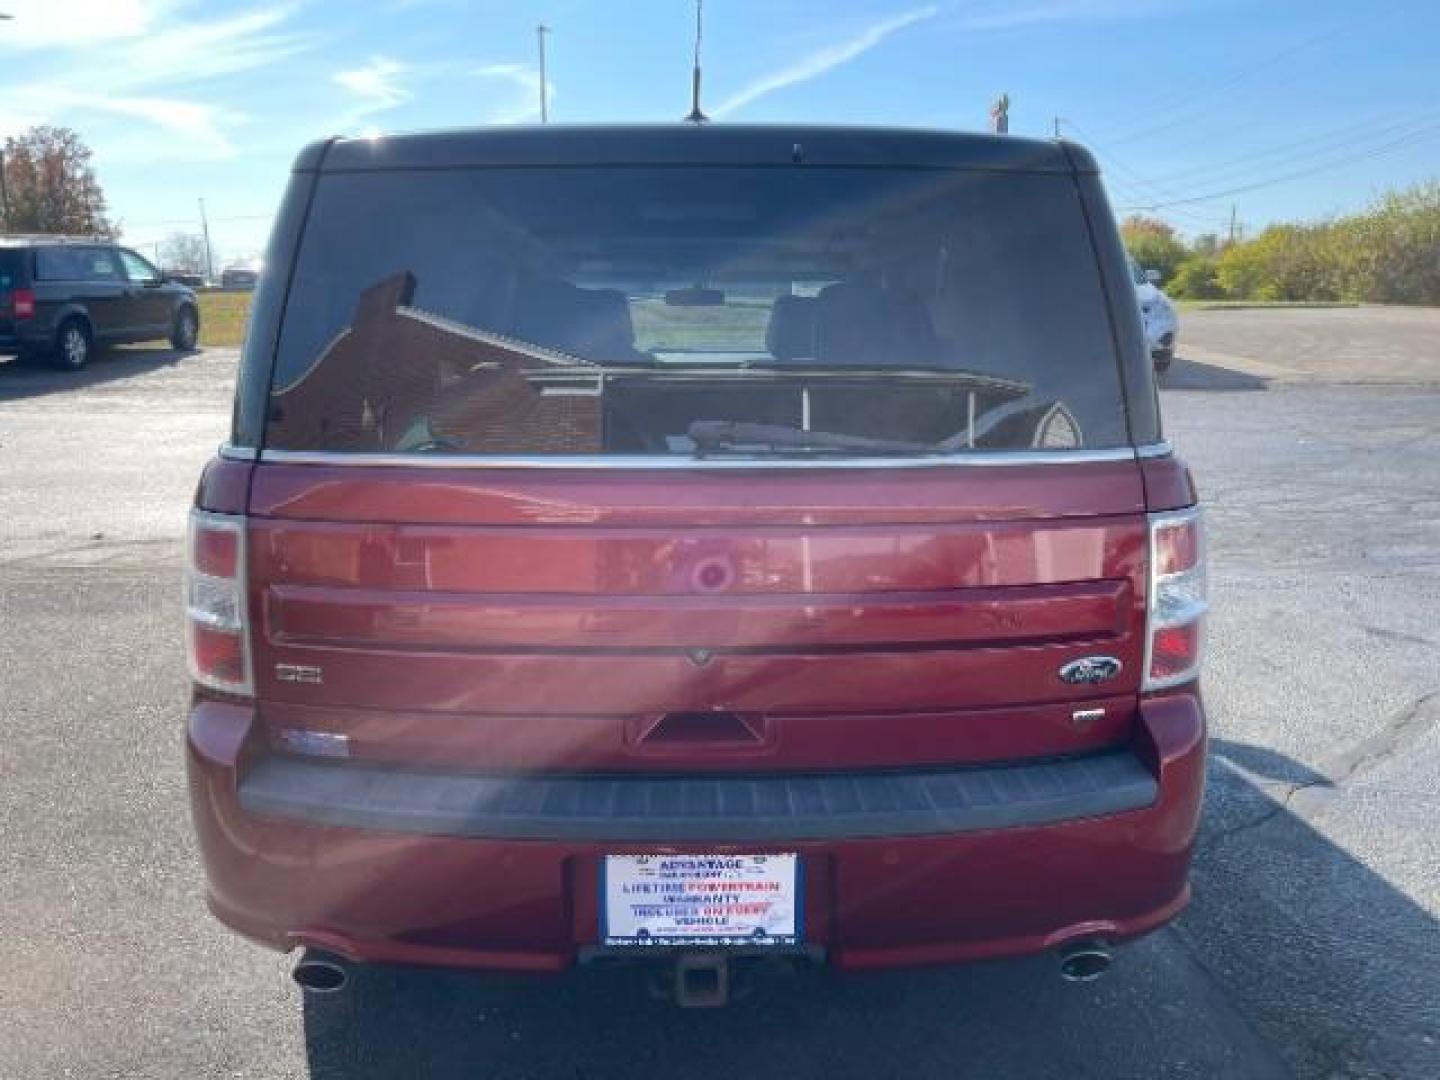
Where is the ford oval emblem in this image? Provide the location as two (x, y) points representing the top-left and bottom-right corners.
(1058, 656), (1123, 685)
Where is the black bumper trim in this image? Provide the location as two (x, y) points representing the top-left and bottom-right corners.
(238, 749), (1158, 842)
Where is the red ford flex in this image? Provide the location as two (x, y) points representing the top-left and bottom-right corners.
(186, 125), (1206, 1003)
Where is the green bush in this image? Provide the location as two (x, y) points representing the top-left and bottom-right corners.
(1121, 215), (1188, 284)
(1197, 179), (1439, 304)
(1216, 239), (1271, 299)
(1168, 257), (1225, 299)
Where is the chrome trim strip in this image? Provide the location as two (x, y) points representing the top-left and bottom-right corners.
(219, 444), (258, 462)
(1135, 441), (1174, 460)
(254, 444), (1172, 470)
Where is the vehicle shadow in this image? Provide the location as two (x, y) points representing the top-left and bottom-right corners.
(1186, 739), (1437, 1078)
(300, 742), (1438, 1079)
(0, 344), (198, 401)
(1159, 356), (1270, 392)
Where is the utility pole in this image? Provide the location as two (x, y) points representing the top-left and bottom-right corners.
(0, 15), (10, 230)
(1228, 203), (1238, 246)
(198, 198), (214, 283)
(536, 24), (550, 123)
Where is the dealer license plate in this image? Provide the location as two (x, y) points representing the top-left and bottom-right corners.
(601, 854), (801, 948)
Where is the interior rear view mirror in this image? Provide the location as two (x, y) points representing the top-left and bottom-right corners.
(664, 286), (726, 307)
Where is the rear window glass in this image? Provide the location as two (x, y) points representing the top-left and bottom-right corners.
(267, 167), (1128, 457)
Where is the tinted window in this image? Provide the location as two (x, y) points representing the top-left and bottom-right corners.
(267, 167), (1128, 457)
(35, 247), (122, 282)
(118, 250), (160, 283)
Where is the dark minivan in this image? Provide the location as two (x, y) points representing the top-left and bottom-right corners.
(187, 125), (1206, 1003)
(0, 236), (200, 369)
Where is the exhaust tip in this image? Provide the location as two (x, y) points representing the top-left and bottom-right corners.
(1058, 941), (1113, 983)
(293, 953), (349, 994)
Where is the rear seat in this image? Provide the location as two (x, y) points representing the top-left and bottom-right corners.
(511, 279), (653, 365)
(764, 294), (820, 362)
(763, 284), (940, 366)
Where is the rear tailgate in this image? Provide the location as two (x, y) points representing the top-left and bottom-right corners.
(246, 458), (1147, 772)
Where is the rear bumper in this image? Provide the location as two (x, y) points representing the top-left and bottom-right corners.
(187, 692), (1206, 972)
(0, 332), (28, 352)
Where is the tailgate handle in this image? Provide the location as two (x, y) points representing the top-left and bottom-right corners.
(638, 712), (766, 746)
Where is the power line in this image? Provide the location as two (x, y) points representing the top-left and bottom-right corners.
(119, 212), (273, 229)
(1104, 9), (1398, 149)
(1137, 108), (1440, 192)
(1116, 121), (1440, 211)
(1061, 119), (1205, 206)
(1065, 106), (1440, 223)
(1057, 119), (1234, 229)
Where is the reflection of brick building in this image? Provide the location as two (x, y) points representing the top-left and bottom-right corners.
(269, 272), (603, 453)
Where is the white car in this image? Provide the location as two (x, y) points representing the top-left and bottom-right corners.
(1130, 259), (1178, 371)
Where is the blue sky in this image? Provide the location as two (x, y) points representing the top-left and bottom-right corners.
(2, 0), (1437, 266)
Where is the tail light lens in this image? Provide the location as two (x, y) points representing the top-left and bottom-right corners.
(10, 288), (36, 320)
(1144, 507), (1207, 690)
(185, 510), (253, 696)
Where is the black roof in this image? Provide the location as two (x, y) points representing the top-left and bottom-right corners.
(298, 124), (1097, 175)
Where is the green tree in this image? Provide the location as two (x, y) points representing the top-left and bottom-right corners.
(1190, 233), (1222, 258)
(0, 125), (115, 237)
(1120, 215), (1188, 284)
(1217, 232), (1281, 299)
(1203, 179), (1439, 305)
(1353, 182), (1440, 304)
(158, 231), (212, 276)
(1168, 257), (1225, 300)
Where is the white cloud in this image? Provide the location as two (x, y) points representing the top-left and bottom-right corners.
(115, 7), (313, 89)
(8, 85), (244, 158)
(950, 0), (1171, 32)
(81, 96), (241, 157)
(1, 5), (310, 161)
(712, 4), (940, 118)
(473, 62), (552, 125)
(334, 56), (411, 113)
(0, 0), (167, 48)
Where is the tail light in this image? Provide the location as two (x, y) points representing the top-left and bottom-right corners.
(10, 288), (36, 320)
(185, 509), (253, 696)
(1143, 507), (1207, 690)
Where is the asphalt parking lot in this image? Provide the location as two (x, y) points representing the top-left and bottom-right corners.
(1, 308), (1437, 1079)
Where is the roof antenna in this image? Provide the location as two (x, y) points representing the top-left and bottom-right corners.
(684, 0), (709, 123)
(536, 24), (551, 123)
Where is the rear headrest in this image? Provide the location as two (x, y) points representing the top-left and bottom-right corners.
(511, 280), (648, 363)
(816, 282), (889, 366)
(568, 287), (640, 362)
(815, 282), (938, 366)
(765, 294), (819, 361)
